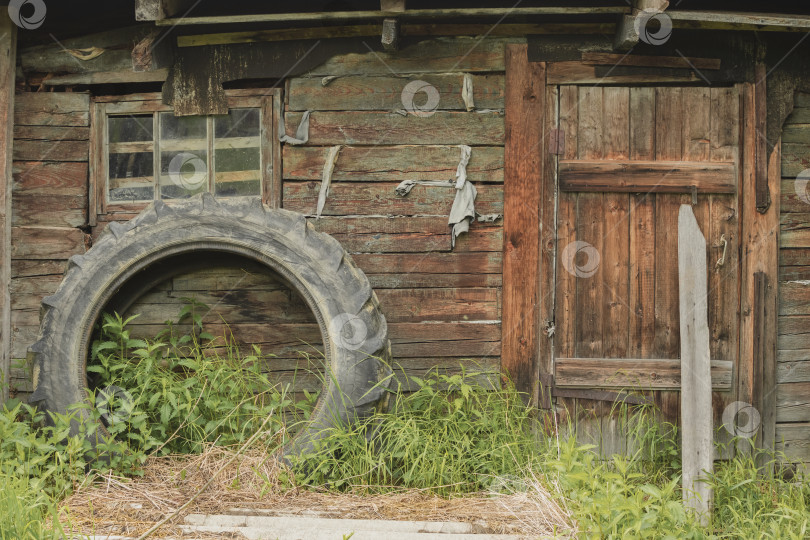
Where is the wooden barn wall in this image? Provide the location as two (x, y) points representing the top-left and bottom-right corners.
(5, 37), (511, 398)
(777, 91), (810, 466)
(279, 37), (507, 387)
(8, 92), (91, 399)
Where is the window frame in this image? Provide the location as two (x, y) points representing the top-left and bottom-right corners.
(89, 89), (281, 226)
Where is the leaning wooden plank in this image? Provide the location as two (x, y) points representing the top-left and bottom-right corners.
(10, 226), (87, 259)
(288, 74), (504, 112)
(561, 161), (738, 193)
(554, 358), (733, 390)
(284, 145), (504, 182)
(282, 181), (503, 216)
(14, 93), (90, 127)
(0, 18), (15, 402)
(283, 111), (504, 146)
(678, 203), (713, 525)
(501, 44), (543, 402)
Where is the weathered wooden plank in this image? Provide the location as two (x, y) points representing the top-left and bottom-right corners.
(0, 18), (15, 402)
(288, 74), (504, 111)
(777, 360), (810, 383)
(12, 194), (86, 228)
(501, 44), (543, 401)
(283, 145), (504, 183)
(13, 125), (90, 141)
(283, 111), (504, 146)
(306, 37), (514, 76)
(781, 143), (810, 179)
(13, 140), (89, 162)
(780, 281), (810, 315)
(776, 423), (810, 462)
(780, 213), (810, 247)
(776, 382), (810, 422)
(678, 203), (713, 522)
(311, 216), (448, 235)
(377, 287), (500, 323)
(13, 162), (88, 195)
(11, 259), (66, 278)
(781, 178), (810, 213)
(352, 252), (502, 275)
(778, 349), (810, 362)
(14, 93), (90, 127)
(559, 160), (736, 193)
(555, 358), (733, 390)
(9, 275), (63, 309)
(10, 226), (87, 259)
(754, 64), (770, 212)
(581, 52), (721, 70)
(42, 69), (170, 86)
(547, 61), (698, 85)
(555, 86), (578, 361)
(283, 181), (502, 216)
(368, 272), (501, 288)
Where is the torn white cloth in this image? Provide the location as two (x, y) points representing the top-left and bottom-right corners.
(278, 110), (311, 145)
(316, 145), (342, 218)
(461, 73), (475, 112)
(393, 144), (489, 248)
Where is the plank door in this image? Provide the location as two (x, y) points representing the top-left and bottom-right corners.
(551, 86), (742, 456)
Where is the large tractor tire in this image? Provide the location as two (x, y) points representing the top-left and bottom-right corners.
(28, 193), (391, 460)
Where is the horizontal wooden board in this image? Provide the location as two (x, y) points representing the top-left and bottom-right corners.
(377, 288), (500, 323)
(307, 37), (514, 76)
(11, 325), (39, 359)
(786, 108), (810, 124)
(10, 226), (87, 259)
(554, 357), (733, 390)
(368, 272), (501, 288)
(352, 252), (502, 275)
(559, 160), (736, 193)
(288, 74), (504, 111)
(779, 282), (810, 316)
(782, 144), (810, 179)
(453, 227), (503, 252)
(12, 194), (87, 227)
(13, 161), (88, 196)
(11, 259), (67, 278)
(14, 93), (90, 127)
(9, 275), (63, 310)
(283, 145), (503, 182)
(13, 125), (90, 141)
(781, 213), (810, 247)
(778, 349), (810, 363)
(283, 181), (503, 216)
(332, 232), (451, 253)
(777, 361), (810, 384)
(781, 124), (810, 144)
(777, 382), (810, 422)
(778, 315), (810, 335)
(13, 139), (88, 162)
(283, 111), (504, 145)
(580, 52), (722, 70)
(547, 61), (699, 85)
(779, 248), (810, 267)
(388, 322), (501, 357)
(776, 423), (810, 462)
(310, 216), (449, 235)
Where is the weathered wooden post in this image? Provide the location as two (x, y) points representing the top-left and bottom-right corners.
(678, 204), (713, 525)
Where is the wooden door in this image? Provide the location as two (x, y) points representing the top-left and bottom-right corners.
(550, 86), (742, 455)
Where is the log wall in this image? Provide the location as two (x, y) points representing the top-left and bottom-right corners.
(777, 91), (810, 467)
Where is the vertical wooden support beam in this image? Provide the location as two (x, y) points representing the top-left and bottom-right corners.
(502, 44), (545, 403)
(678, 204), (713, 525)
(0, 16), (16, 402)
(738, 82), (779, 455)
(755, 64), (770, 213)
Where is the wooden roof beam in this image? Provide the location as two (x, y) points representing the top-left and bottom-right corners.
(154, 6), (630, 26)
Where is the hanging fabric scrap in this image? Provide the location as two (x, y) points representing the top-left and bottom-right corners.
(278, 110), (311, 145)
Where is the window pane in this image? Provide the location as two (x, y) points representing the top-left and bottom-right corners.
(159, 112), (208, 199)
(108, 114), (155, 202)
(214, 109), (260, 197)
